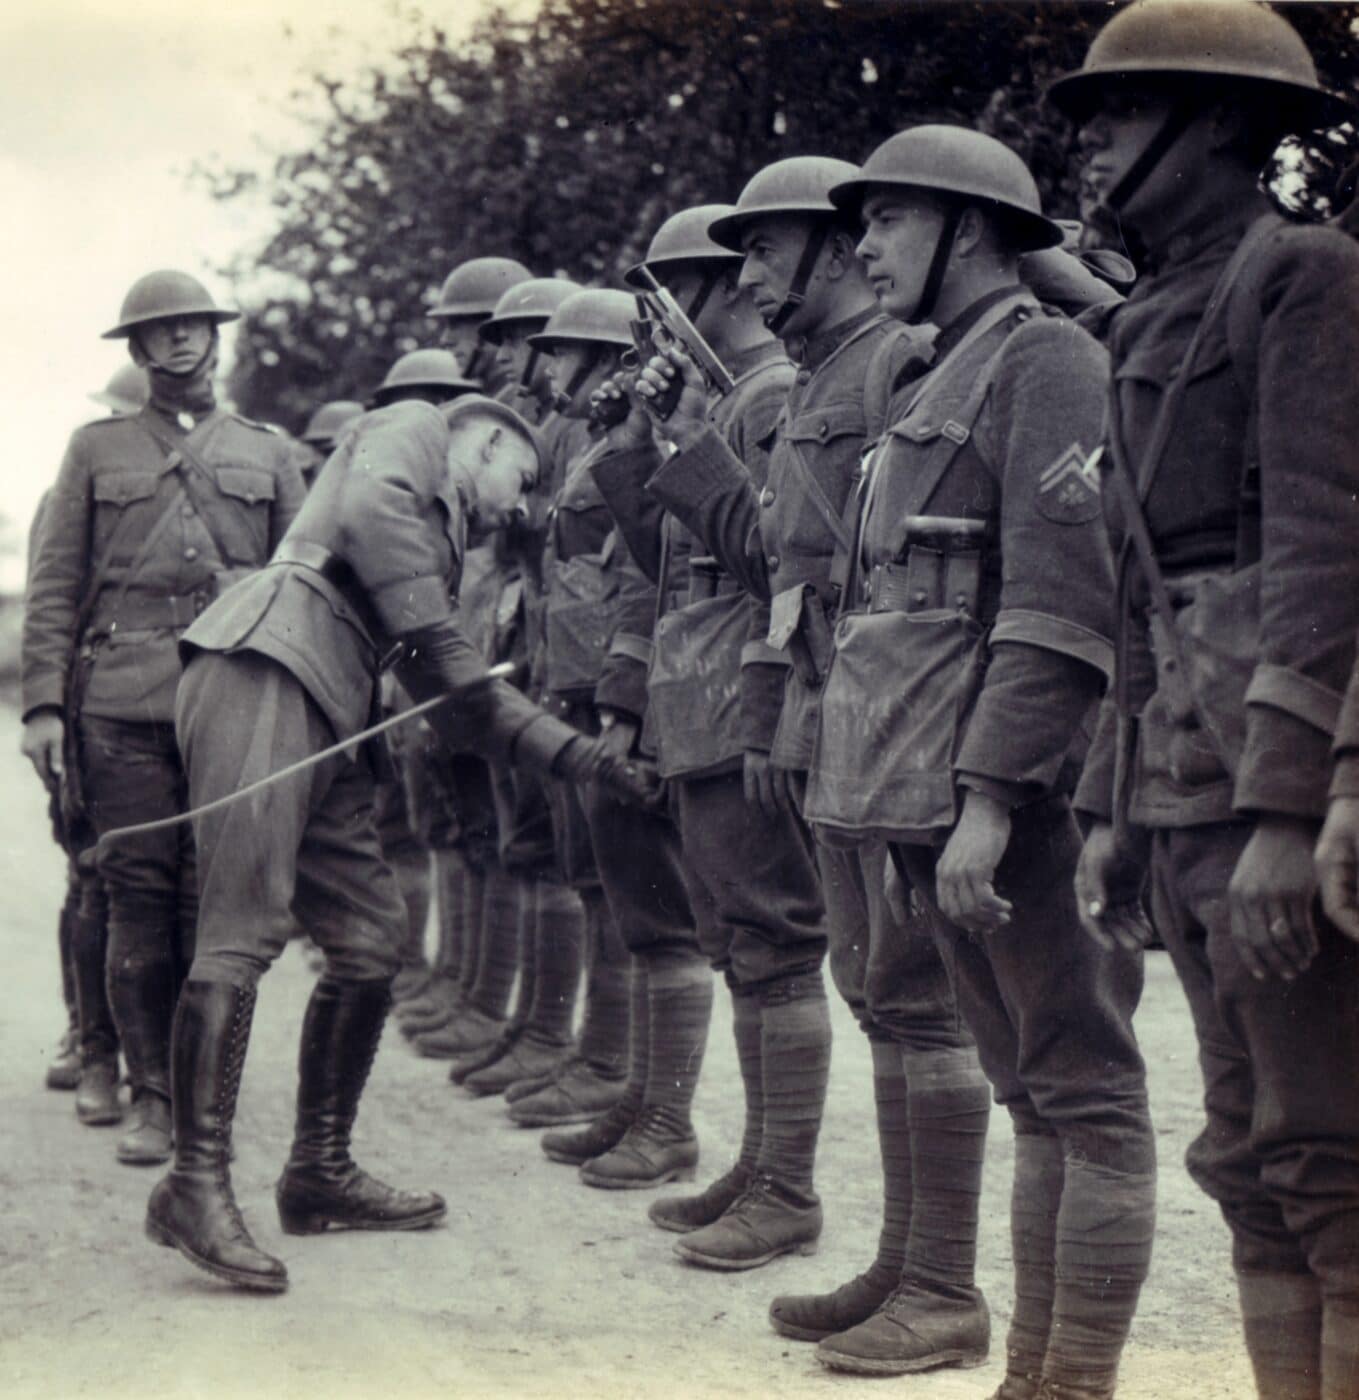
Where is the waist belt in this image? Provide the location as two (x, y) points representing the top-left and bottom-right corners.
(88, 586), (214, 635)
(273, 541), (403, 670)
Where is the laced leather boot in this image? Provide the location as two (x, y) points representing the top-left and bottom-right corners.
(541, 1100), (638, 1166)
(769, 1263), (900, 1341)
(577, 1104), (698, 1189)
(275, 978), (446, 1234)
(649, 1163), (753, 1235)
(145, 981), (287, 1293)
(461, 1030), (572, 1098)
(814, 1280), (991, 1375)
(507, 1055), (626, 1127)
(673, 1171), (822, 1270)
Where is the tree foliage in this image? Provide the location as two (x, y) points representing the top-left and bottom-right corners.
(203, 0), (1359, 428)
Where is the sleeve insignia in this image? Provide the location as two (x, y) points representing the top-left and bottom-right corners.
(1037, 444), (1103, 524)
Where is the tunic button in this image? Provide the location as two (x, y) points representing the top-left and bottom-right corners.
(182, 505), (195, 518)
(795, 370), (810, 385)
(817, 421), (829, 438)
(184, 546), (199, 562)
(767, 554), (781, 572)
(912, 590), (928, 605)
(760, 488), (775, 507)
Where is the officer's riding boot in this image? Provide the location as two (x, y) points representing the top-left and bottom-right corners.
(398, 852), (479, 1035)
(71, 907), (122, 1126)
(1322, 1292), (1359, 1400)
(275, 978), (446, 1234)
(145, 980), (287, 1293)
(675, 975), (827, 1269)
(541, 956), (648, 1164)
(1235, 1272), (1322, 1400)
(47, 903), (82, 1090)
(769, 1038), (909, 1336)
(650, 987), (762, 1233)
(108, 939), (176, 1164)
(815, 1043), (991, 1375)
(578, 948), (708, 1190)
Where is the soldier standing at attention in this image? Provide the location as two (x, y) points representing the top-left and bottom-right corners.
(143, 395), (657, 1294)
(429, 256), (533, 393)
(21, 270), (307, 1168)
(589, 204), (835, 1269)
(1057, 4), (1359, 1396)
(637, 159), (995, 1308)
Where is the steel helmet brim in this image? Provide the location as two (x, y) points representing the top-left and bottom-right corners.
(479, 311), (551, 347)
(101, 306), (239, 340)
(372, 379), (480, 406)
(706, 203), (836, 253)
(622, 249), (740, 289)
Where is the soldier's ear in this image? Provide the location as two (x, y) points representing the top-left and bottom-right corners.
(823, 229), (859, 281)
(478, 423), (504, 464)
(127, 333), (149, 369)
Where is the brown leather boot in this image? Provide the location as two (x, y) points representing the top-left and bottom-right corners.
(145, 981), (287, 1293)
(275, 979), (445, 1234)
(578, 1104), (699, 1190)
(814, 1281), (990, 1375)
(541, 1100), (638, 1166)
(649, 1164), (752, 1234)
(75, 1057), (124, 1126)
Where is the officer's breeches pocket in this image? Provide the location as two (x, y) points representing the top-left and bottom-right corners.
(544, 552), (619, 694)
(804, 609), (982, 845)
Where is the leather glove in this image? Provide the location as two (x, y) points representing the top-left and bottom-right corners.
(555, 735), (663, 809)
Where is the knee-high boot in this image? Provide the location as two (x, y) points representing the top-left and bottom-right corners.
(70, 905), (122, 1126)
(107, 928), (176, 1165)
(275, 978), (446, 1233)
(145, 980), (287, 1292)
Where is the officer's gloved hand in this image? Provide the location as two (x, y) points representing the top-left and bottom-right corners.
(555, 735), (663, 809)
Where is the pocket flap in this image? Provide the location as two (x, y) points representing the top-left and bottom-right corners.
(216, 466), (277, 504)
(785, 401), (864, 446)
(93, 470), (159, 506)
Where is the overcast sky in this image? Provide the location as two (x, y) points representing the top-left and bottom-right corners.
(0, 0), (497, 591)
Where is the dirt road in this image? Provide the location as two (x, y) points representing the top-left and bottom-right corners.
(0, 706), (1252, 1399)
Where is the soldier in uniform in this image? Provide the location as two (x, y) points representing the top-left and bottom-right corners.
(636, 160), (991, 1299)
(35, 365), (147, 1100)
(1055, 5), (1359, 1396)
(370, 349), (479, 409)
(142, 395), (657, 1294)
(504, 287), (697, 1184)
(429, 256), (533, 392)
(589, 204), (839, 1271)
(22, 270), (307, 1167)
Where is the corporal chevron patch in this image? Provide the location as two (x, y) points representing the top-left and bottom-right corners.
(1037, 443), (1102, 524)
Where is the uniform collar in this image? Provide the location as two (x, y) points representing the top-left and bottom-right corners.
(1141, 195), (1269, 275)
(784, 305), (881, 371)
(723, 338), (786, 381)
(930, 285), (1028, 360)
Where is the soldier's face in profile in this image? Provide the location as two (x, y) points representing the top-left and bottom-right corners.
(136, 315), (214, 371)
(437, 315), (484, 368)
(857, 191), (951, 322)
(495, 323), (537, 388)
(738, 214), (816, 329)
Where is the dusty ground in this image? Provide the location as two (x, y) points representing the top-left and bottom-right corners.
(0, 705), (1254, 1400)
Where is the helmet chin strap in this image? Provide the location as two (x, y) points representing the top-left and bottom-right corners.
(908, 204), (965, 325)
(684, 266), (725, 326)
(135, 329), (218, 415)
(767, 223), (832, 336)
(552, 346), (603, 415)
(1105, 101), (1198, 213)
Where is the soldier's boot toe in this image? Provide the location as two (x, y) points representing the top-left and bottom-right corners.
(985, 1374), (1042, 1400)
(117, 1091), (173, 1165)
(673, 1173), (821, 1271)
(46, 1028), (82, 1091)
(390, 964), (434, 1008)
(75, 1057), (124, 1126)
(508, 1058), (627, 1127)
(541, 1101), (637, 1165)
(461, 1034), (572, 1099)
(147, 1172), (287, 1292)
(649, 1163), (753, 1234)
(768, 1263), (899, 1340)
(813, 1282), (990, 1376)
(415, 1007), (506, 1061)
(577, 1106), (698, 1190)
(275, 1166), (446, 1235)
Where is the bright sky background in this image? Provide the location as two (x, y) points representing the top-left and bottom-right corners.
(0, 0), (502, 591)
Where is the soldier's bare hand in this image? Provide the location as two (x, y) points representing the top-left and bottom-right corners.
(1075, 821), (1154, 953)
(1228, 816), (1321, 981)
(1317, 796), (1359, 941)
(635, 346), (707, 448)
(593, 374), (652, 448)
(936, 790), (1013, 933)
(598, 715), (639, 762)
(21, 711), (65, 792)
(742, 751), (789, 821)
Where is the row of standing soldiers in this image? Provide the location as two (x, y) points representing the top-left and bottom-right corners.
(20, 4), (1359, 1398)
